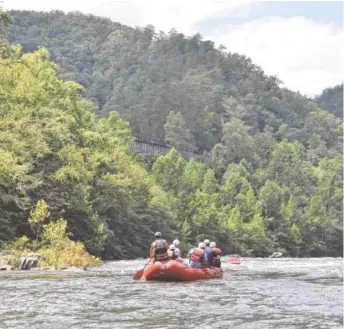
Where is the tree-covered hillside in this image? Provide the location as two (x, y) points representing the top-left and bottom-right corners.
(0, 44), (175, 260)
(2, 10), (343, 258)
(315, 84), (343, 120)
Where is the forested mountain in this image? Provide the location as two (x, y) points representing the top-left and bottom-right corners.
(1, 10), (343, 258)
(315, 84), (343, 119)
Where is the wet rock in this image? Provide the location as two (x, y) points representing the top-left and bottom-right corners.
(269, 251), (283, 258)
(0, 264), (13, 271)
(19, 254), (43, 270)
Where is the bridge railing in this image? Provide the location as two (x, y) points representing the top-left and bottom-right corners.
(129, 138), (201, 158)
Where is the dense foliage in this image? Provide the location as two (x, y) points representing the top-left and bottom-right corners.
(1, 10), (343, 257)
(0, 41), (174, 259)
(4, 200), (101, 269)
(315, 84), (343, 120)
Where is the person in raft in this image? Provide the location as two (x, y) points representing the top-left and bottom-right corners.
(168, 244), (183, 262)
(210, 241), (222, 268)
(150, 232), (169, 263)
(203, 239), (214, 267)
(186, 245), (196, 263)
(188, 242), (206, 268)
(173, 239), (181, 258)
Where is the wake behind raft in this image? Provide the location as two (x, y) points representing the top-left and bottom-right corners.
(138, 260), (223, 282)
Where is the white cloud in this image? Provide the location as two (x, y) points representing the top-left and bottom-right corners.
(92, 0), (257, 34)
(207, 16), (344, 96)
(5, 0), (100, 13)
(6, 0), (256, 33)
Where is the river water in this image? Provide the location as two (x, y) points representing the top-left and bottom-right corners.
(0, 258), (342, 329)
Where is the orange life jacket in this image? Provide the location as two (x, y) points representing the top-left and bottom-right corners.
(191, 248), (205, 263)
(152, 239), (169, 261)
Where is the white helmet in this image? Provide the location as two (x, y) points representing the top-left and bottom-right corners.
(198, 242), (206, 249)
(204, 239), (210, 246)
(169, 244), (176, 250)
(173, 239), (180, 246)
(210, 241), (216, 248)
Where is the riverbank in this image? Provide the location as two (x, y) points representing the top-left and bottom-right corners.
(0, 201), (101, 272)
(0, 249), (101, 271)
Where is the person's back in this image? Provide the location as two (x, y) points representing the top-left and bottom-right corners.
(203, 239), (213, 267)
(173, 239), (181, 258)
(190, 242), (206, 268)
(210, 241), (222, 268)
(204, 247), (214, 267)
(150, 232), (169, 262)
(185, 247), (194, 265)
(168, 244), (178, 260)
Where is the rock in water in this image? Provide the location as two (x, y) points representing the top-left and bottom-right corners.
(0, 265), (13, 271)
(0, 265), (12, 270)
(19, 254), (43, 270)
(269, 252), (283, 258)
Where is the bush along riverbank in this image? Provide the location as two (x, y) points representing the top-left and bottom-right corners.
(0, 200), (101, 271)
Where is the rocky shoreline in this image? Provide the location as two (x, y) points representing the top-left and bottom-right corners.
(0, 250), (88, 271)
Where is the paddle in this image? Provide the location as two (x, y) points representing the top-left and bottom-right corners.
(133, 257), (153, 280)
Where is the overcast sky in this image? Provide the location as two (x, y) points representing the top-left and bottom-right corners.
(5, 0), (344, 97)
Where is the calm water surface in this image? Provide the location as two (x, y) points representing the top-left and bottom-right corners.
(0, 258), (342, 329)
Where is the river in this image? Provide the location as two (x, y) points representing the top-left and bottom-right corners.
(0, 258), (342, 329)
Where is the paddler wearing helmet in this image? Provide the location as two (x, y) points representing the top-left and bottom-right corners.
(150, 232), (169, 262)
(210, 241), (222, 268)
(203, 238), (214, 267)
(189, 242), (206, 268)
(172, 239), (181, 258)
(168, 243), (177, 260)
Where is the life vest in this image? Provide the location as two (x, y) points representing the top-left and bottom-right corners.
(212, 247), (222, 268)
(204, 247), (214, 266)
(152, 239), (168, 261)
(212, 247), (222, 256)
(213, 255), (221, 268)
(191, 248), (204, 263)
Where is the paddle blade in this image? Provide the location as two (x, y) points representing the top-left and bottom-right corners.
(133, 268), (144, 280)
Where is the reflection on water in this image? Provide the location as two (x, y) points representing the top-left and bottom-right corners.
(0, 258), (342, 329)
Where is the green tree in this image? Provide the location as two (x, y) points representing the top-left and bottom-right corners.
(164, 111), (192, 151)
(152, 148), (186, 195)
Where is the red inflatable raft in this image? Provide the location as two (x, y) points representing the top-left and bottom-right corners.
(143, 260), (223, 282)
(228, 255), (241, 264)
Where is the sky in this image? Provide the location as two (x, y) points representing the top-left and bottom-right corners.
(5, 0), (344, 97)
